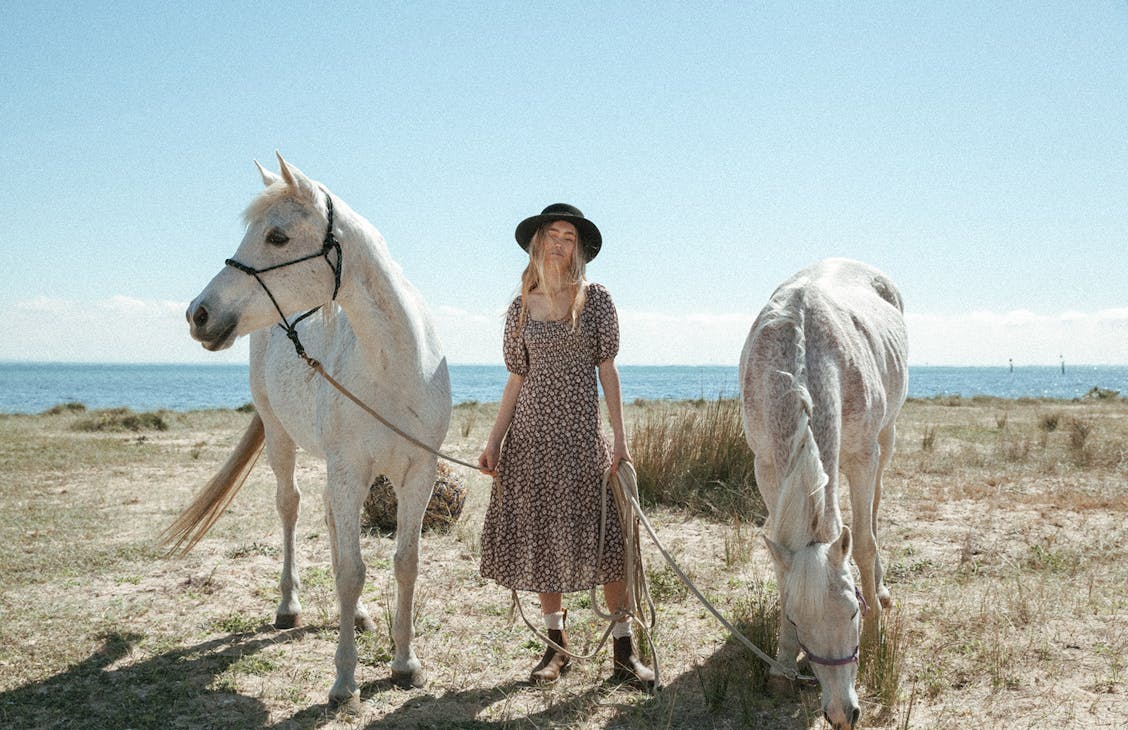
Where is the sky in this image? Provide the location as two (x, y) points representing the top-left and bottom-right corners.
(1, 2), (1126, 367)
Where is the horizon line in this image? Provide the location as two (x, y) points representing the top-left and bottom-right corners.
(2, 359), (1126, 369)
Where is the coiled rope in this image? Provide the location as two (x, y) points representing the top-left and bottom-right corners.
(510, 461), (816, 687)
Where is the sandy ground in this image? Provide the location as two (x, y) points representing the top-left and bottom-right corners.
(0, 399), (1125, 729)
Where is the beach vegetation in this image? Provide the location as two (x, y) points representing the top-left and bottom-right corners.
(0, 397), (1125, 727)
(629, 396), (762, 520)
(71, 407), (170, 432)
(43, 401), (87, 415)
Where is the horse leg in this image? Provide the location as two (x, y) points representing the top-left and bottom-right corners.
(388, 459), (433, 689)
(871, 423), (896, 610)
(756, 458), (801, 687)
(767, 560), (802, 693)
(324, 462), (369, 711)
(844, 442), (884, 644)
(323, 487), (376, 635)
(265, 427), (303, 629)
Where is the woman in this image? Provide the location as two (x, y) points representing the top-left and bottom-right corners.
(478, 203), (654, 688)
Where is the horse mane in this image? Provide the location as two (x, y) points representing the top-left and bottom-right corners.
(758, 291), (830, 551)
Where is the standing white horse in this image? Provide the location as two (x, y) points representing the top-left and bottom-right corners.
(163, 154), (451, 710)
(739, 258), (907, 730)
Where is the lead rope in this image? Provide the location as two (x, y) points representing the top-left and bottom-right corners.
(509, 462), (655, 676)
(592, 463), (658, 682)
(231, 193), (804, 681)
(318, 350), (810, 681)
(621, 484), (816, 683)
(288, 308), (804, 682)
(308, 361), (480, 470)
(511, 460), (816, 686)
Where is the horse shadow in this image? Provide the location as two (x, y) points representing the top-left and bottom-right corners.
(603, 622), (820, 730)
(292, 621), (814, 729)
(0, 621), (817, 729)
(0, 624), (311, 730)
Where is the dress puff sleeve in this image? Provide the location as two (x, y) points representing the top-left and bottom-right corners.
(590, 284), (620, 363)
(502, 297), (529, 376)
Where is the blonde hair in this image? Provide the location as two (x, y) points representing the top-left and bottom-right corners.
(518, 224), (587, 330)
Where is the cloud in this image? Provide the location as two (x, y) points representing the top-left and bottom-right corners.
(0, 296), (249, 363)
(431, 305), (505, 365)
(430, 307), (755, 365)
(905, 309), (1128, 366)
(2, 297), (1126, 366)
(617, 311), (754, 365)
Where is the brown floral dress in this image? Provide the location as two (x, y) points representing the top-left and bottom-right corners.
(479, 283), (626, 593)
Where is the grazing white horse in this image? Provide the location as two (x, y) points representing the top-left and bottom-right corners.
(739, 258), (907, 730)
(164, 154), (451, 709)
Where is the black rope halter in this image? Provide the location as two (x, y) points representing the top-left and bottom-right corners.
(224, 192), (342, 365)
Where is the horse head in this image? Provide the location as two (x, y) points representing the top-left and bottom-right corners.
(187, 153), (340, 351)
(765, 526), (863, 730)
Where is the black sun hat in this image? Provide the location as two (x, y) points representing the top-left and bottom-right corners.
(514, 203), (602, 262)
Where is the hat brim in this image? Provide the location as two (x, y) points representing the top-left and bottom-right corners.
(515, 214), (602, 262)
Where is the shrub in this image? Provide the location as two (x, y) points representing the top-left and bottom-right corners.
(71, 408), (169, 432)
(43, 402), (87, 415)
(631, 397), (761, 519)
(1038, 412), (1061, 433)
(362, 462), (466, 533)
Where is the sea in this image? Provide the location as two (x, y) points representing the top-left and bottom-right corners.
(1, 362), (1127, 415)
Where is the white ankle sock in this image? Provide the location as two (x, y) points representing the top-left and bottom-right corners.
(612, 619), (632, 639)
(544, 611), (565, 631)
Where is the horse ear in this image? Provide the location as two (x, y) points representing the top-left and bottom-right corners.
(831, 525), (853, 565)
(275, 151), (317, 201)
(255, 160), (281, 188)
(763, 535), (793, 571)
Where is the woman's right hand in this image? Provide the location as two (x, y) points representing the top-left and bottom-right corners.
(478, 444), (499, 476)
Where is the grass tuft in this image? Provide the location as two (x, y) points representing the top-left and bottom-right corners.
(631, 397), (762, 519)
(860, 608), (908, 722)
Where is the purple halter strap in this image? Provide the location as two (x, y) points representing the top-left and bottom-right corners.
(800, 641), (859, 667)
(797, 587), (868, 667)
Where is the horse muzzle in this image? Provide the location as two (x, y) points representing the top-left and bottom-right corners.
(825, 701), (861, 730)
(186, 299), (238, 351)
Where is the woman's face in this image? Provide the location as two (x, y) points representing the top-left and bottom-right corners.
(542, 221), (578, 271)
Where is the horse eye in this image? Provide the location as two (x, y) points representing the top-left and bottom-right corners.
(266, 230), (289, 246)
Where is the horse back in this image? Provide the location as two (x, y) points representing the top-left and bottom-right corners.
(800, 259), (908, 442)
(741, 259), (907, 467)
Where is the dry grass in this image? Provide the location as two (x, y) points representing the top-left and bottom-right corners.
(631, 398), (761, 518)
(0, 397), (1125, 729)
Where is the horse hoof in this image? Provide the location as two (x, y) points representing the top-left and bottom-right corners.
(329, 692), (362, 715)
(355, 615), (377, 633)
(391, 668), (426, 689)
(275, 613), (303, 630)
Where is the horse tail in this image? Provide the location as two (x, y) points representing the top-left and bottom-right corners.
(771, 302), (830, 545)
(159, 412), (266, 557)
